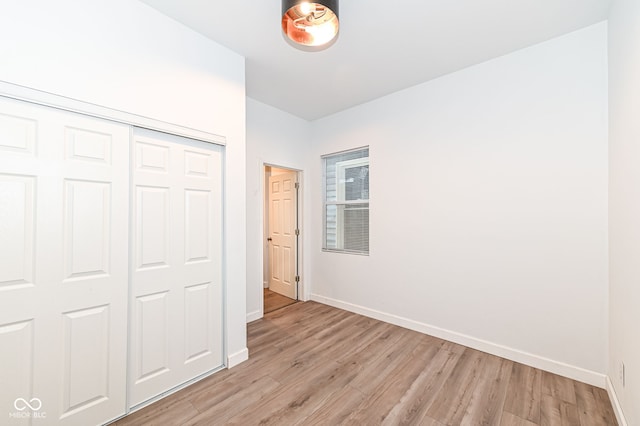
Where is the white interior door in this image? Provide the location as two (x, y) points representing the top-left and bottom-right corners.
(0, 97), (129, 425)
(130, 128), (223, 408)
(268, 171), (297, 300)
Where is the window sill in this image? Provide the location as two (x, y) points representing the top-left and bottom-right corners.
(322, 249), (369, 256)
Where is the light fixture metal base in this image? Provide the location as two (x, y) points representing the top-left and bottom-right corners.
(282, 0), (340, 49)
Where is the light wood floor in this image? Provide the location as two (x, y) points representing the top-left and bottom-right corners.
(115, 301), (617, 426)
(264, 288), (297, 313)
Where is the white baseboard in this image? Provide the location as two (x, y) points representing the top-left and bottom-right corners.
(606, 376), (628, 426)
(227, 347), (249, 369)
(247, 310), (262, 323)
(310, 294), (606, 388)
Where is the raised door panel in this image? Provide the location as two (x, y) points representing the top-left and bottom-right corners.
(136, 141), (169, 174)
(271, 199), (281, 235)
(134, 292), (171, 387)
(60, 306), (110, 420)
(63, 180), (111, 281)
(283, 246), (292, 285)
(184, 150), (210, 178)
(283, 198), (293, 236)
(184, 283), (212, 363)
(65, 127), (112, 164)
(185, 190), (211, 264)
(272, 244), (281, 282)
(0, 112), (36, 155)
(0, 320), (34, 426)
(136, 186), (170, 271)
(0, 174), (35, 290)
(129, 290), (175, 407)
(184, 281), (223, 368)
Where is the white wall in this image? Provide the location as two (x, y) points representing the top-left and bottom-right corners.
(246, 98), (312, 322)
(0, 0), (248, 366)
(309, 23), (609, 384)
(608, 0), (640, 423)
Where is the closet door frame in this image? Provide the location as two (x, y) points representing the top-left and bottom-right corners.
(0, 82), (226, 147)
(0, 83), (228, 422)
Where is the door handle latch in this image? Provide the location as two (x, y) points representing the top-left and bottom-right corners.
(267, 237), (272, 242)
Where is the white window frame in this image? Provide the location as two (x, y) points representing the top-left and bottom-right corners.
(322, 147), (369, 255)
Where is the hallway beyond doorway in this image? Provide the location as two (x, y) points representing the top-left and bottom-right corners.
(264, 288), (297, 314)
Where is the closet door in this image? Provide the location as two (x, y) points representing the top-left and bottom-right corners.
(130, 128), (223, 407)
(0, 97), (129, 425)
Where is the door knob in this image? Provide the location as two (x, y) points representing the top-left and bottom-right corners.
(267, 237), (272, 241)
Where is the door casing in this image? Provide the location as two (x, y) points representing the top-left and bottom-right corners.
(262, 164), (303, 314)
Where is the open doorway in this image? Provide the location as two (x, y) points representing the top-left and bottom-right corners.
(263, 165), (300, 314)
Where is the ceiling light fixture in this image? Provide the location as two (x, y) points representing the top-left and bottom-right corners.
(282, 0), (339, 50)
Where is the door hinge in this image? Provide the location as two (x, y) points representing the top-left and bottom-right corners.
(295, 275), (300, 283)
(295, 229), (300, 236)
(295, 182), (300, 189)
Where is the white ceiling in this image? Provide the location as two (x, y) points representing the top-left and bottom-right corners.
(140, 0), (611, 121)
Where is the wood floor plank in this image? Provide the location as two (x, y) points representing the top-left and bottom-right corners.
(574, 381), (618, 426)
(424, 348), (488, 424)
(312, 332), (437, 424)
(408, 415), (447, 426)
(115, 398), (199, 426)
(183, 376), (281, 426)
(459, 355), (513, 425)
(263, 288), (297, 313)
(440, 339), (468, 355)
(298, 384), (367, 425)
(189, 375), (278, 414)
(342, 340), (443, 425)
(265, 315), (382, 386)
(115, 301), (618, 426)
(542, 371), (578, 404)
(226, 358), (359, 425)
(504, 362), (543, 423)
(381, 347), (461, 425)
(501, 411), (541, 426)
(223, 311), (389, 424)
(347, 328), (424, 394)
(249, 304), (342, 354)
(541, 394), (581, 426)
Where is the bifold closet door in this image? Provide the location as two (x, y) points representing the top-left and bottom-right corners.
(0, 97), (129, 425)
(129, 128), (223, 407)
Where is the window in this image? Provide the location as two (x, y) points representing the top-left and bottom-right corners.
(323, 147), (369, 254)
